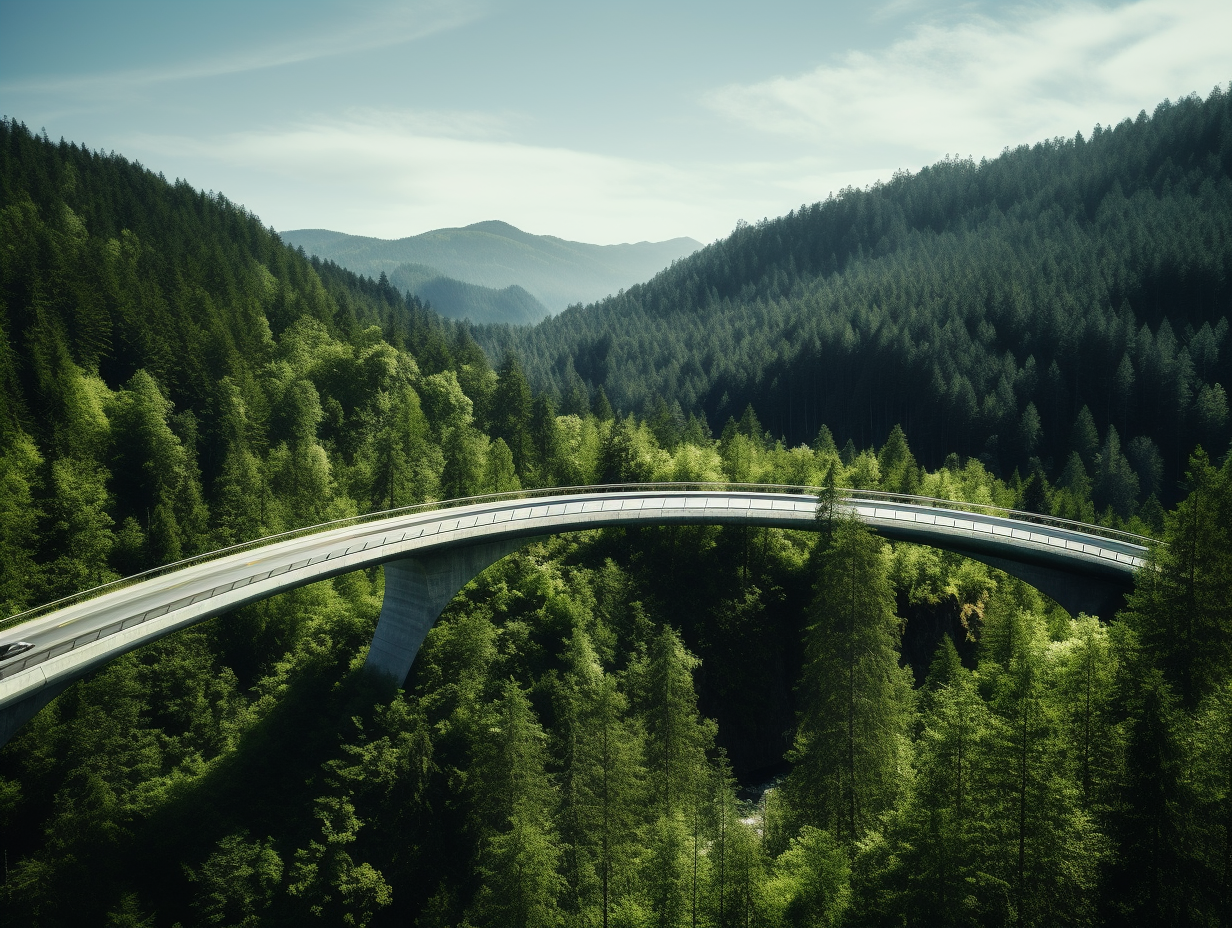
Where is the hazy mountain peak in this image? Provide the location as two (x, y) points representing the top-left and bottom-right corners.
(282, 222), (701, 314)
(460, 219), (538, 242)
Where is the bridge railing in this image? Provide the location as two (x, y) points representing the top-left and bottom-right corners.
(0, 482), (1157, 636)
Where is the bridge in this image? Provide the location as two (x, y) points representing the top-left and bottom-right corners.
(0, 484), (1151, 747)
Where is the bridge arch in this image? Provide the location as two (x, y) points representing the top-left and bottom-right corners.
(0, 486), (1149, 746)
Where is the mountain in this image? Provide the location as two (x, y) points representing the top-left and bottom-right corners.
(484, 88), (1232, 508)
(281, 220), (701, 314)
(4, 113), (1232, 928)
(385, 261), (548, 325)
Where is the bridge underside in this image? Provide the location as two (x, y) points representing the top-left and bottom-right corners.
(362, 526), (1133, 690)
(1, 491), (1143, 746)
(963, 553), (1130, 621)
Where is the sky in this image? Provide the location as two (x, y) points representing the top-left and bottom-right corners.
(1, 0), (1229, 245)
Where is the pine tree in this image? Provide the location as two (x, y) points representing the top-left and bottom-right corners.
(985, 610), (1102, 928)
(629, 626), (715, 928)
(491, 352), (533, 476)
(557, 629), (646, 928)
(877, 424), (919, 494)
(1105, 657), (1198, 926)
(598, 419), (638, 485)
(467, 679), (564, 928)
(1123, 449), (1232, 708)
(784, 516), (912, 845)
(1053, 616), (1121, 813)
(529, 393), (561, 487)
(631, 626), (714, 821)
(107, 369), (209, 562)
(1192, 679), (1232, 925)
(890, 638), (1001, 927)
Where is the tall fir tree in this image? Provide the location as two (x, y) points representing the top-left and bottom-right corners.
(784, 516), (913, 845)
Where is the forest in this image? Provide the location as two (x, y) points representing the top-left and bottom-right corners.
(482, 85), (1232, 511)
(0, 93), (1230, 928)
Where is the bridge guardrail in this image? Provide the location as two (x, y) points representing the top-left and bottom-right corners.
(0, 482), (1157, 640)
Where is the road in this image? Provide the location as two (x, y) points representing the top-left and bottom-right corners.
(0, 487), (1150, 744)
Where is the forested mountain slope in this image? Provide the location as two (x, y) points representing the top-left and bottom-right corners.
(384, 261), (549, 325)
(282, 221), (701, 313)
(485, 87), (1232, 506)
(0, 119), (498, 617)
(2, 117), (1231, 928)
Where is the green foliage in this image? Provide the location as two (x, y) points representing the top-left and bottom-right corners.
(0, 430), (42, 611)
(785, 517), (913, 845)
(1123, 449), (1232, 707)
(189, 831), (284, 927)
(765, 827), (850, 928)
(489, 88), (1232, 507)
(984, 612), (1103, 927)
(555, 629), (646, 925)
(3, 109), (1232, 928)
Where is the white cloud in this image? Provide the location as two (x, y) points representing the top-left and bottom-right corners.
(1, 0), (480, 98)
(706, 0), (1232, 161)
(62, 0), (1230, 246)
(125, 111), (851, 243)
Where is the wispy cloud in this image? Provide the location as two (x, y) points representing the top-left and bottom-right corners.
(706, 0), (1232, 161)
(2, 0), (481, 97)
(124, 111), (845, 244)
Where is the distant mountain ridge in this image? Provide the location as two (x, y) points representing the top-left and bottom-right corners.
(388, 262), (548, 326)
(281, 221), (701, 318)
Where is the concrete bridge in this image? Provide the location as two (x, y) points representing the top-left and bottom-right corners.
(0, 485), (1150, 747)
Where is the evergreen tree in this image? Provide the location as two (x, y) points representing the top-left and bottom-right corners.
(598, 419), (638, 485)
(107, 369), (209, 563)
(1104, 656), (1198, 926)
(0, 431), (42, 611)
(1053, 616), (1121, 814)
(482, 438), (521, 494)
(528, 393), (562, 487)
(1092, 425), (1139, 520)
(557, 629), (645, 928)
(985, 610), (1102, 928)
(1123, 450), (1232, 708)
(877, 424), (919, 495)
(631, 626), (714, 821)
(629, 627), (715, 927)
(765, 827), (850, 928)
(593, 387), (614, 422)
(889, 638), (1003, 927)
(784, 516), (912, 845)
(467, 680), (564, 928)
(1191, 678), (1232, 925)
(491, 352), (533, 476)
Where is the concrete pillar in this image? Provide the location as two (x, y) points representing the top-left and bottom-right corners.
(364, 536), (538, 686)
(0, 682), (65, 749)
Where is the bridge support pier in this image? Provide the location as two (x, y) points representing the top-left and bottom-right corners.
(0, 681), (66, 749)
(364, 536), (539, 687)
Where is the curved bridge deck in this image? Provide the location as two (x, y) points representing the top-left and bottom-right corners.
(0, 485), (1151, 745)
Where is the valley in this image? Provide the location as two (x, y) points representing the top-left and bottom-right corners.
(0, 86), (1230, 928)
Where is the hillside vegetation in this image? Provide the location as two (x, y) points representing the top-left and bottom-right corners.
(0, 108), (1230, 928)
(486, 87), (1232, 513)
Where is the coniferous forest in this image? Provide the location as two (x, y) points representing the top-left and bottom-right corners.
(483, 88), (1232, 512)
(1, 87), (1231, 928)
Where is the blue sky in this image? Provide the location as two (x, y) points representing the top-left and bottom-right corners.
(2, 0), (1229, 244)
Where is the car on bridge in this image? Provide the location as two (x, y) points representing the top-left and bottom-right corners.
(0, 641), (34, 662)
